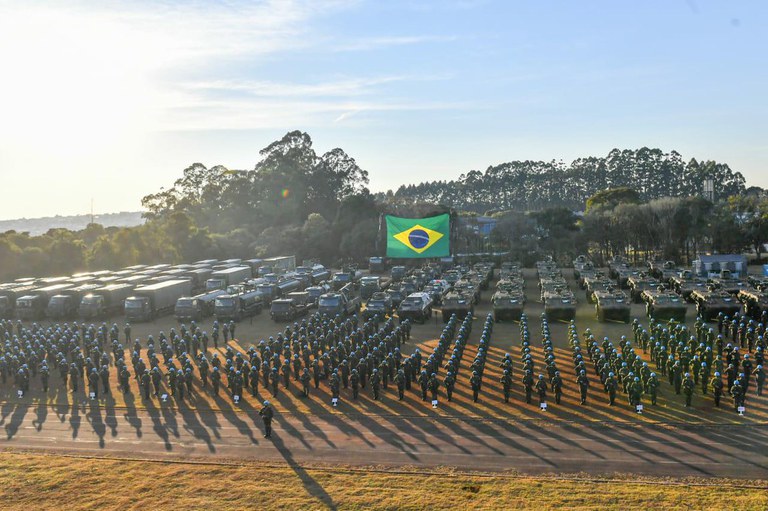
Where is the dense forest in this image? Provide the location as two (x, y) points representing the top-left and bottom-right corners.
(390, 148), (746, 212)
(0, 132), (766, 281)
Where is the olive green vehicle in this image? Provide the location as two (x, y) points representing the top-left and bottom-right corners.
(593, 290), (631, 323)
(690, 289), (741, 322)
(492, 289), (525, 322)
(642, 290), (688, 322)
(584, 275), (614, 304)
(669, 271), (708, 302)
(572, 255), (593, 279)
(626, 273), (660, 303)
(440, 290), (474, 322)
(737, 289), (768, 320)
(543, 289), (577, 321)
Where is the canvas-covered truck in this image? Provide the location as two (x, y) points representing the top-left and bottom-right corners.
(0, 285), (39, 319)
(16, 283), (73, 320)
(125, 279), (193, 322)
(79, 283), (136, 319)
(205, 266), (252, 292)
(46, 283), (101, 320)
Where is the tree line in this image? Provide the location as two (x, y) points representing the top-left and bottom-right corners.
(0, 133), (765, 282)
(389, 148), (746, 212)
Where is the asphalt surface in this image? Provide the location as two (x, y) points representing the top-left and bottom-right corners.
(2, 399), (767, 478)
(2, 267), (767, 480)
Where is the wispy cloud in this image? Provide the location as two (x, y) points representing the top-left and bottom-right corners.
(182, 76), (411, 98)
(334, 34), (457, 52)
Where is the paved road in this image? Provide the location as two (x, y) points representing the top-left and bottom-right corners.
(2, 400), (766, 479)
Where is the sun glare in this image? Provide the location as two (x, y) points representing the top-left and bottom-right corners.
(0, 6), (160, 157)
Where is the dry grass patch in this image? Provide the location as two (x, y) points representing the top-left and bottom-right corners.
(0, 452), (765, 510)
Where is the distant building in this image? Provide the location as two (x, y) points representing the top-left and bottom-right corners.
(693, 254), (748, 278)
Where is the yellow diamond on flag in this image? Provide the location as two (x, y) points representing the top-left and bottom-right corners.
(392, 224), (444, 254)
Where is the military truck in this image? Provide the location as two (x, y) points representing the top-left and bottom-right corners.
(205, 266), (252, 292)
(0, 285), (39, 319)
(360, 275), (391, 300)
(214, 289), (263, 322)
(440, 290), (474, 322)
(173, 289), (227, 322)
(332, 269), (363, 291)
(390, 265), (407, 281)
(594, 290), (631, 323)
(369, 256), (386, 273)
(738, 289), (768, 320)
(492, 289), (525, 322)
(305, 283), (331, 308)
(362, 292), (393, 320)
(397, 292), (433, 323)
(690, 289), (741, 322)
(16, 283), (74, 320)
(46, 284), (101, 320)
(270, 296), (309, 322)
(317, 284), (360, 317)
(641, 290), (687, 322)
(124, 279), (193, 322)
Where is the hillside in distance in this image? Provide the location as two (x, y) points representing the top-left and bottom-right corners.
(0, 211), (145, 236)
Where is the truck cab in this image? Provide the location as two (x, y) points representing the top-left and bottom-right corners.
(16, 295), (47, 320)
(46, 294), (78, 320)
(270, 298), (308, 322)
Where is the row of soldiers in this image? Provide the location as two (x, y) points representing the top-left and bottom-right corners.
(468, 314), (494, 403)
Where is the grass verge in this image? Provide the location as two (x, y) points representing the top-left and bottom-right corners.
(0, 451), (765, 510)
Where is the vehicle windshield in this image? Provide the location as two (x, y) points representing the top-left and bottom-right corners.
(125, 298), (145, 309)
(401, 297), (422, 307)
(176, 298), (194, 307)
(81, 295), (102, 305)
(368, 299), (386, 308)
(49, 296), (68, 305)
(271, 302), (290, 312)
(215, 297), (235, 307)
(334, 274), (350, 282)
(319, 296), (340, 307)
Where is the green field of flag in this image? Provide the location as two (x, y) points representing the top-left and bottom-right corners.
(385, 214), (450, 258)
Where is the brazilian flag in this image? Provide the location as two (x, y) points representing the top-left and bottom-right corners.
(385, 214), (450, 258)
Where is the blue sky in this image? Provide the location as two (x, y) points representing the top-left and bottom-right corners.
(0, 0), (765, 220)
